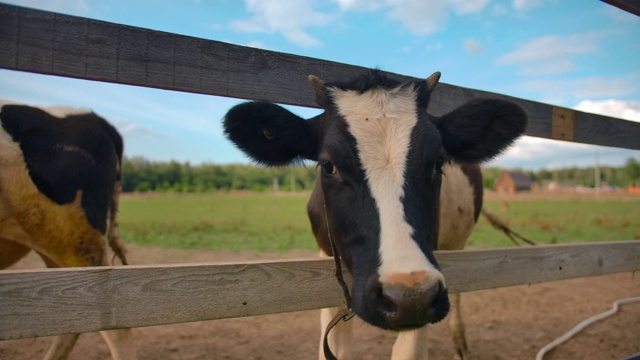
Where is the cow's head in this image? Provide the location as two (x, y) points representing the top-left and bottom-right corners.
(223, 70), (526, 331)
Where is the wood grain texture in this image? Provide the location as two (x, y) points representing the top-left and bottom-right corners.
(0, 259), (349, 340)
(1, 4), (639, 149)
(1, 241), (638, 340)
(438, 240), (640, 293)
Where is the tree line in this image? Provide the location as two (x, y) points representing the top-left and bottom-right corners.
(121, 156), (640, 193)
(122, 156), (318, 193)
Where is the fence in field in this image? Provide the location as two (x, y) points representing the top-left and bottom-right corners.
(1, 3), (639, 340)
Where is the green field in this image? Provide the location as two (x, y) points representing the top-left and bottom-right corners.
(118, 193), (317, 252)
(470, 199), (640, 248)
(118, 193), (640, 252)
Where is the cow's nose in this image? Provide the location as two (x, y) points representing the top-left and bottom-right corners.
(374, 273), (449, 329)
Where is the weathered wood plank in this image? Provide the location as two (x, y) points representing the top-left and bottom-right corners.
(1, 241), (638, 340)
(440, 240), (640, 293)
(1, 4), (639, 150)
(0, 3), (362, 107)
(0, 258), (347, 340)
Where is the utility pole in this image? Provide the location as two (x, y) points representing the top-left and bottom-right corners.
(595, 151), (601, 193)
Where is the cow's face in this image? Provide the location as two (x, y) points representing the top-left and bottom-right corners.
(223, 70), (526, 331)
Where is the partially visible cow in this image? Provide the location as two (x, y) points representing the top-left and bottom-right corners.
(223, 70), (527, 359)
(0, 102), (134, 360)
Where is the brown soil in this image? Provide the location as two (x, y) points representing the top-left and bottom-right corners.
(2, 244), (639, 360)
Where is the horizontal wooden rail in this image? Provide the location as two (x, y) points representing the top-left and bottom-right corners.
(1, 241), (638, 340)
(1, 4), (639, 150)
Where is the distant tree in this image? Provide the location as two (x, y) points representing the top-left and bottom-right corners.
(537, 169), (552, 181)
(481, 167), (503, 189)
(625, 157), (640, 186)
(135, 181), (151, 192)
(119, 156), (639, 193)
(122, 156), (150, 192)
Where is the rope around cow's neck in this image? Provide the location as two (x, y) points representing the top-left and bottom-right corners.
(322, 201), (355, 360)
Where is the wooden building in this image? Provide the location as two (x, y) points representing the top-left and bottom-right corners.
(495, 171), (533, 193)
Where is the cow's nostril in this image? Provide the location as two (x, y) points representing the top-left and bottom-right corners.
(376, 285), (398, 316)
(370, 281), (397, 315)
(377, 281), (448, 330)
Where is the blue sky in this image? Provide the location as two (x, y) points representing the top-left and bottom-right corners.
(1, 0), (639, 170)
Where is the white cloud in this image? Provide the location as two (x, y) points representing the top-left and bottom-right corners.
(487, 135), (640, 170)
(333, 0), (384, 12)
(512, 0), (542, 11)
(230, 0), (489, 47)
(574, 100), (640, 122)
(230, 0), (334, 47)
(492, 4), (508, 15)
(110, 117), (164, 140)
(501, 136), (590, 162)
(520, 76), (635, 101)
(496, 32), (611, 75)
(384, 0), (489, 36)
(449, 0), (490, 14)
(335, 0), (489, 15)
(230, 0), (491, 46)
(385, 0), (446, 36)
(463, 38), (484, 54)
(489, 100), (640, 170)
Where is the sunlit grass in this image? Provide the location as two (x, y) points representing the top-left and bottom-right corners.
(468, 200), (640, 248)
(118, 193), (640, 251)
(118, 193), (316, 252)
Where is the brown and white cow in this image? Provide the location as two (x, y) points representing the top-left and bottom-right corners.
(0, 102), (134, 360)
(223, 70), (526, 359)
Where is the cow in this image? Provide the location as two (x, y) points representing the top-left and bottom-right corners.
(222, 70), (527, 360)
(0, 102), (134, 360)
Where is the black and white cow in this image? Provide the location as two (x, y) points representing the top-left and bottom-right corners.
(0, 102), (134, 360)
(223, 70), (526, 359)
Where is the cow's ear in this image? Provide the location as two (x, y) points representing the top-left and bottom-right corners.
(223, 101), (318, 166)
(436, 99), (527, 163)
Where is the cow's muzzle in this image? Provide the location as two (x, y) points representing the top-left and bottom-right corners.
(365, 272), (450, 330)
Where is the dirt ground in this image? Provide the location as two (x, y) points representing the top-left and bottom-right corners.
(2, 244), (639, 360)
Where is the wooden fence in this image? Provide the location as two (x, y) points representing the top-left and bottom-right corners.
(1, 3), (639, 341)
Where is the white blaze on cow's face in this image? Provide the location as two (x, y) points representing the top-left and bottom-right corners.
(330, 84), (445, 287)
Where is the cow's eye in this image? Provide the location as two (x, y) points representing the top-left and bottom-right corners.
(320, 160), (337, 175)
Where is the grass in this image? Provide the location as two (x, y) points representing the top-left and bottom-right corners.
(118, 193), (317, 252)
(468, 200), (640, 248)
(118, 193), (640, 252)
